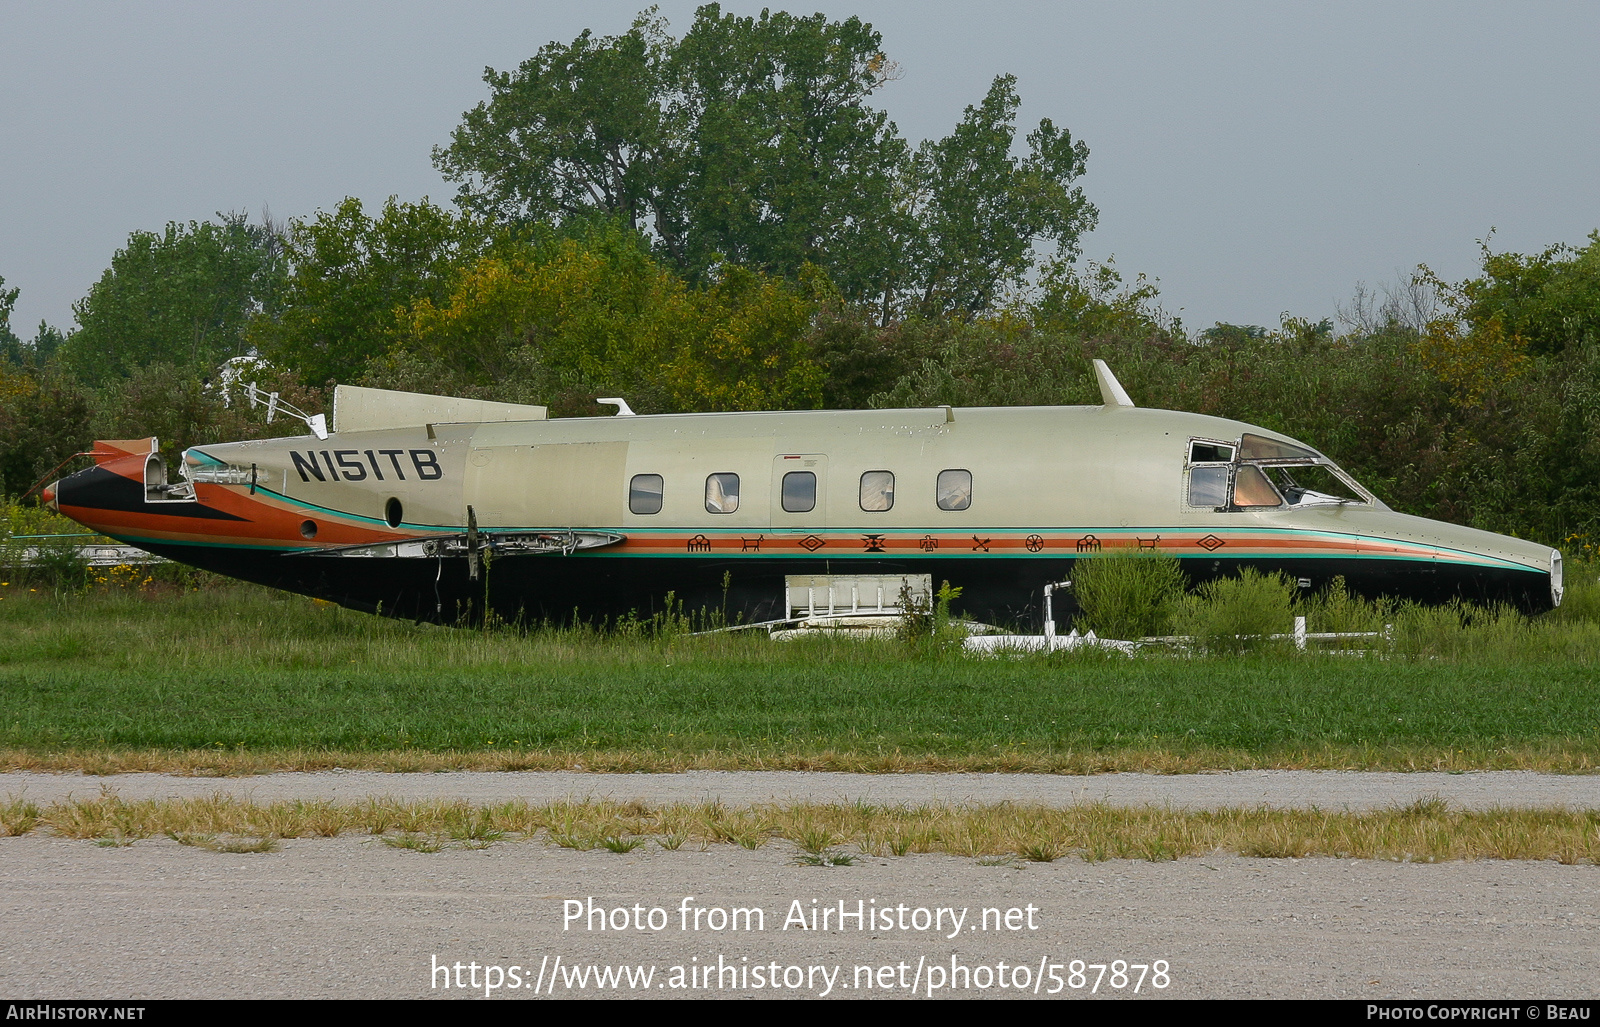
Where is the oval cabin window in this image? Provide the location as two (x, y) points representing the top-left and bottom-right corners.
(781, 471), (816, 513)
(705, 473), (740, 514)
(859, 470), (894, 512)
(936, 469), (972, 511)
(629, 474), (664, 515)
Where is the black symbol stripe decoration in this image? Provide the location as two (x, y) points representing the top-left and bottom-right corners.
(918, 535), (939, 551)
(862, 534), (886, 552)
(799, 534), (825, 552)
(1197, 534), (1226, 552)
(1025, 534), (1045, 552)
(686, 534), (711, 552)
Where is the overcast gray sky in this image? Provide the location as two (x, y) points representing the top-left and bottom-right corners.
(2, 1), (1597, 339)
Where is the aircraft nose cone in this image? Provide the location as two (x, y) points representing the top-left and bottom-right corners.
(40, 482), (57, 510)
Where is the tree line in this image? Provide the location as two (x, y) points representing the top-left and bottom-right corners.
(2, 4), (1598, 550)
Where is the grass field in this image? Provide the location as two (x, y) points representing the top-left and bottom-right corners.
(2, 575), (1599, 773)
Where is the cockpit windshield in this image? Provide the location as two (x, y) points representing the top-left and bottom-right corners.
(1238, 433), (1318, 462)
(1258, 463), (1369, 506)
(1187, 433), (1378, 510)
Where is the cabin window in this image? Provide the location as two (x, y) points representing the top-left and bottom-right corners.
(629, 474), (664, 515)
(1188, 466), (1230, 508)
(936, 469), (972, 511)
(705, 473), (740, 514)
(781, 471), (816, 513)
(1231, 465), (1283, 508)
(859, 470), (895, 512)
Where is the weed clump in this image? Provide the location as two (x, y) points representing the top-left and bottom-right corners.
(1071, 550), (1186, 640)
(896, 580), (963, 646)
(1172, 568), (1298, 653)
(1299, 576), (1390, 635)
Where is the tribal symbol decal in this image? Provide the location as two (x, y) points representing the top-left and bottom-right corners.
(1196, 534), (1226, 552)
(799, 534), (826, 552)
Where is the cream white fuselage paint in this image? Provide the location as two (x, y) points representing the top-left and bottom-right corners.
(50, 388), (1562, 626)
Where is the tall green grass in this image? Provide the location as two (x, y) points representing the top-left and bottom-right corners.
(1, 575), (1599, 770)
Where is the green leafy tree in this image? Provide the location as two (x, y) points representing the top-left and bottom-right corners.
(58, 214), (285, 385)
(0, 365), (92, 497)
(89, 363), (325, 469)
(1417, 231), (1600, 358)
(29, 323), (64, 365)
(0, 275), (21, 366)
(250, 197), (486, 386)
(433, 13), (678, 236)
(434, 6), (1095, 321)
(436, 6), (907, 304)
(1031, 257), (1177, 339)
(377, 219), (827, 415)
(665, 5), (910, 304)
(901, 75), (1096, 317)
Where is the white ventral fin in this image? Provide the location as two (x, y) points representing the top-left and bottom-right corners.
(1093, 359), (1135, 408)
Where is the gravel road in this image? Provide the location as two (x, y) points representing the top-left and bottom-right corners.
(3, 770), (1597, 1001)
(4, 768), (1598, 810)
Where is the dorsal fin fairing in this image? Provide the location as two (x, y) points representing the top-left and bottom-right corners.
(1093, 360), (1135, 408)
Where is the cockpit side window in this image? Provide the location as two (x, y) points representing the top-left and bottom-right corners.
(1188, 466), (1230, 508)
(1186, 438), (1234, 509)
(1189, 441), (1235, 464)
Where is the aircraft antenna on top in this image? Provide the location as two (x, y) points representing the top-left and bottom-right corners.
(597, 398), (636, 416)
(1093, 360), (1135, 408)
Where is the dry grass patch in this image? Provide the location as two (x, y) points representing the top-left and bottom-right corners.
(5, 743), (1600, 775)
(7, 794), (1600, 863)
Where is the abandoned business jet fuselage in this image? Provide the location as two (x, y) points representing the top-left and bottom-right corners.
(44, 363), (1563, 626)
